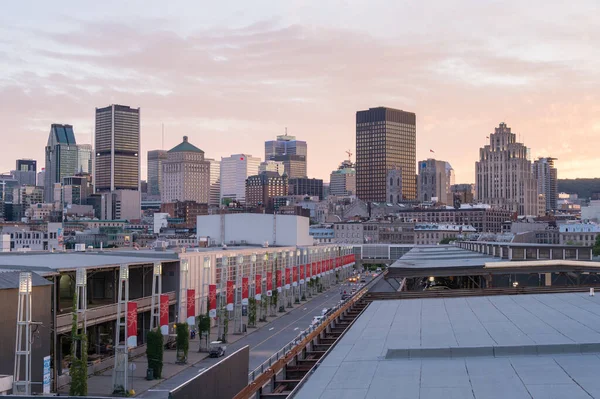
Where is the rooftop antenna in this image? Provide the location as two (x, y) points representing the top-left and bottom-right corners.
(285, 127), (288, 136)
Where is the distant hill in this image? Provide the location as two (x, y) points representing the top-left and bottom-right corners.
(558, 178), (600, 199)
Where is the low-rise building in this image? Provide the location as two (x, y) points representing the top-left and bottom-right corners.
(559, 223), (600, 246)
(414, 223), (476, 245)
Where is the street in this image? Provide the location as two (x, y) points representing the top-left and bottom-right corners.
(140, 274), (373, 398)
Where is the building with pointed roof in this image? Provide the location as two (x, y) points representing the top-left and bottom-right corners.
(161, 136), (211, 204)
(44, 124), (78, 203)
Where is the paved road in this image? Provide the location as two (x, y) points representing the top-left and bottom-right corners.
(141, 276), (372, 398)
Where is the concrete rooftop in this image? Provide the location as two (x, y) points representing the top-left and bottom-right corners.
(294, 293), (600, 399)
(390, 245), (501, 269)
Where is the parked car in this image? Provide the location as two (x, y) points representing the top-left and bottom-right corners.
(311, 316), (324, 326)
(209, 341), (226, 358)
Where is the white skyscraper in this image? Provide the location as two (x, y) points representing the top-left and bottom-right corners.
(220, 154), (261, 204)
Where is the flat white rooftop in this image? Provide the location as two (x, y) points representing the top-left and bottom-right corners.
(295, 293), (600, 399)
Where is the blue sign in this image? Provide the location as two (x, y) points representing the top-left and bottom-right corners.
(43, 356), (51, 393)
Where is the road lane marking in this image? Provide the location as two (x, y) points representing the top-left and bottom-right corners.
(269, 327), (275, 331)
(251, 290), (343, 350)
(294, 327), (299, 331)
(303, 308), (307, 310)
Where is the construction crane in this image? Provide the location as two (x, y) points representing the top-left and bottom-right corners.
(345, 150), (352, 162)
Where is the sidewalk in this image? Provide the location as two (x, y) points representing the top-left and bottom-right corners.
(61, 286), (340, 397)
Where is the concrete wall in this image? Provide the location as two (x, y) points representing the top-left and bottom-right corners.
(196, 214), (313, 247)
(0, 285), (52, 394)
(169, 346), (249, 399)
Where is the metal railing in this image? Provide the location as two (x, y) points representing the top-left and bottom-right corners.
(246, 269), (385, 383)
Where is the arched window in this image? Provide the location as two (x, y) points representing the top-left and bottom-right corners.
(397, 178), (400, 186)
(390, 178), (393, 186)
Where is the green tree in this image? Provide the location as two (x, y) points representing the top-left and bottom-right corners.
(248, 297), (257, 327)
(593, 235), (600, 256)
(197, 313), (211, 352)
(175, 323), (189, 363)
(146, 329), (164, 379)
(221, 308), (229, 343)
(69, 293), (88, 396)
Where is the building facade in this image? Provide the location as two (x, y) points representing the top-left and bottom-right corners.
(245, 171), (288, 211)
(533, 157), (558, 213)
(559, 223), (600, 246)
(44, 124), (78, 202)
(100, 190), (141, 221)
(288, 177), (324, 200)
(259, 160), (285, 176)
(206, 158), (221, 207)
(414, 223), (477, 245)
(418, 159), (454, 204)
(160, 201), (209, 228)
(475, 123), (538, 216)
(386, 166), (403, 203)
(451, 184), (476, 204)
(161, 136), (210, 204)
(356, 107), (416, 202)
(265, 133), (307, 178)
(76, 144), (92, 174)
(396, 206), (513, 233)
(330, 160), (356, 197)
(147, 150), (168, 199)
(220, 154), (261, 204)
(62, 176), (92, 206)
(94, 104), (140, 193)
(13, 159), (37, 186)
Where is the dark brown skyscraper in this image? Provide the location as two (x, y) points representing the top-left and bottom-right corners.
(356, 107), (416, 202)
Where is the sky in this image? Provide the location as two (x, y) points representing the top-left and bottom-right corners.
(1, 0), (599, 183)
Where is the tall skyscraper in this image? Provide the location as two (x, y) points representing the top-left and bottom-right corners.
(475, 122), (538, 216)
(94, 104), (140, 193)
(533, 157), (558, 212)
(418, 159), (455, 204)
(265, 133), (307, 178)
(356, 107), (416, 202)
(329, 160), (356, 197)
(76, 144), (93, 174)
(13, 159), (37, 186)
(161, 136), (210, 204)
(220, 154), (261, 204)
(147, 150), (168, 199)
(206, 158), (221, 207)
(44, 124), (78, 202)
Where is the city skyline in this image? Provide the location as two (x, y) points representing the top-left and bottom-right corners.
(1, 1), (599, 183)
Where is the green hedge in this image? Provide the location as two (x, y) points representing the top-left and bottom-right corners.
(146, 329), (164, 379)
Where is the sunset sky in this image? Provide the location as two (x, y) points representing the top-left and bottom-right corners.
(2, 0), (598, 183)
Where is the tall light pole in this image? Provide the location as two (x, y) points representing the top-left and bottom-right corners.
(150, 262), (162, 330)
(180, 258), (189, 323)
(113, 264), (130, 394)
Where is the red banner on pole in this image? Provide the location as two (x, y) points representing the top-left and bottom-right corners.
(160, 294), (169, 335)
(292, 266), (298, 286)
(255, 274), (262, 300)
(226, 280), (234, 311)
(186, 289), (195, 326)
(127, 302), (137, 348)
(300, 265), (305, 283)
(267, 271), (273, 296)
(242, 277), (249, 305)
(285, 267), (291, 289)
(208, 285), (217, 318)
(312, 262), (316, 279)
(276, 269), (282, 292)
